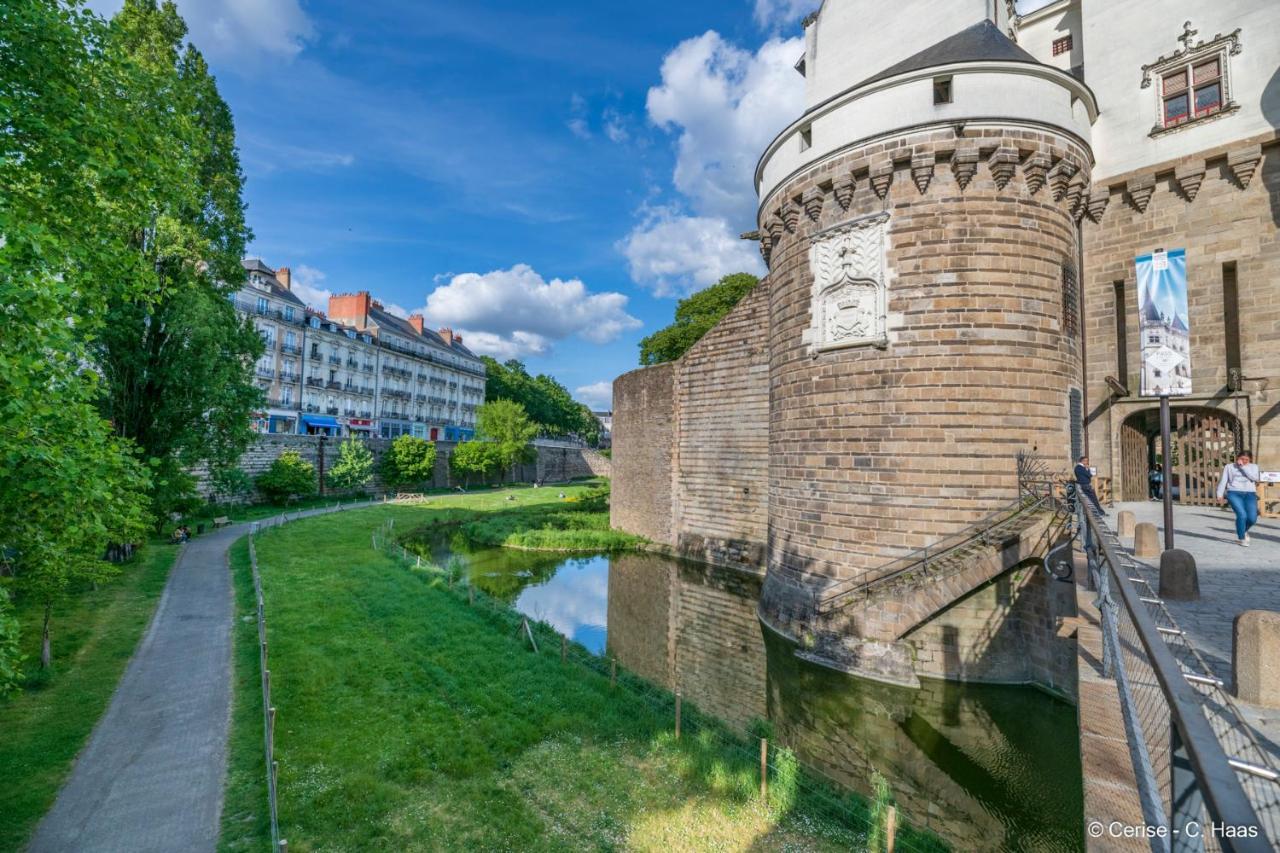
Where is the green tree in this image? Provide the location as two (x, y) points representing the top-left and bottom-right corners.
(210, 466), (253, 506)
(380, 436), (437, 491)
(328, 437), (375, 493)
(481, 358), (602, 444)
(638, 272), (759, 365)
(1, 0), (155, 669)
(476, 400), (538, 482)
(90, 0), (263, 525)
(449, 441), (503, 490)
(256, 451), (317, 503)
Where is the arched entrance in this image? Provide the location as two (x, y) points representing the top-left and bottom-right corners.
(1120, 407), (1243, 504)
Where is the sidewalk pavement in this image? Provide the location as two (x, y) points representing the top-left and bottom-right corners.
(1107, 500), (1280, 757)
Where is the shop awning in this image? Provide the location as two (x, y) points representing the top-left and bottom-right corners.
(301, 414), (339, 428)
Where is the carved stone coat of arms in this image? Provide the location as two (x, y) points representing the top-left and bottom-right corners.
(803, 212), (889, 352)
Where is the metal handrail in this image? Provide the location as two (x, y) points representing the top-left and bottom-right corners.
(1077, 502), (1269, 850)
(815, 491), (1055, 613)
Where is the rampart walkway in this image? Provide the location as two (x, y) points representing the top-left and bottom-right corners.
(29, 504), (362, 853)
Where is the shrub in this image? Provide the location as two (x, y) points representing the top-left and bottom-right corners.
(380, 435), (437, 491)
(256, 451), (317, 503)
(210, 465), (252, 505)
(449, 440), (503, 489)
(328, 437), (375, 493)
(574, 481), (610, 513)
(0, 586), (21, 698)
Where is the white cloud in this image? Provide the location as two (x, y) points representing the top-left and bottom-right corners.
(622, 30), (800, 295)
(574, 381), (613, 410)
(602, 108), (629, 144)
(646, 31), (803, 225)
(752, 0), (816, 30)
(290, 264), (331, 311)
(86, 0), (314, 63)
(619, 207), (763, 297)
(567, 118), (592, 140)
(414, 264), (642, 358)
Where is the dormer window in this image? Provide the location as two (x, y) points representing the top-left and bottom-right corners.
(1142, 22), (1241, 135)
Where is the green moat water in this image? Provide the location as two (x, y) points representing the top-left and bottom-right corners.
(410, 532), (1084, 851)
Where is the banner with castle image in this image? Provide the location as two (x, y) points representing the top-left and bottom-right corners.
(1136, 248), (1192, 397)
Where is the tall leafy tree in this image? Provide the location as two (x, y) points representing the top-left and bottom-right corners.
(328, 438), (375, 494)
(476, 400), (538, 482)
(639, 272), (758, 365)
(1, 0), (158, 666)
(482, 358), (601, 444)
(90, 0), (262, 525)
(448, 441), (502, 490)
(380, 436), (437, 491)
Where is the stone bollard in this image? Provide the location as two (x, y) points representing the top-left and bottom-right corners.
(1116, 510), (1136, 539)
(1234, 611), (1280, 708)
(1133, 522), (1160, 558)
(1158, 549), (1199, 600)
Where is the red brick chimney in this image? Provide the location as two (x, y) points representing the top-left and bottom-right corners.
(407, 314), (425, 334)
(328, 291), (371, 324)
(276, 266), (291, 290)
(439, 327), (454, 346)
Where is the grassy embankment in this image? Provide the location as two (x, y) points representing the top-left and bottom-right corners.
(220, 486), (944, 851)
(0, 541), (180, 851)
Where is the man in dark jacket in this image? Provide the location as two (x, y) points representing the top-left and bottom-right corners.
(1074, 455), (1103, 514)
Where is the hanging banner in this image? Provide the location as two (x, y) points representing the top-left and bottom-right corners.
(1135, 248), (1191, 396)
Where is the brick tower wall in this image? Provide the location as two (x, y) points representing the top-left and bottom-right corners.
(762, 126), (1089, 592)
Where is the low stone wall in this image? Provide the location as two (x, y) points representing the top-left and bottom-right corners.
(193, 435), (609, 502)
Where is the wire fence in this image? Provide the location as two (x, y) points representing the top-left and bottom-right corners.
(1075, 498), (1279, 851)
(369, 517), (948, 853)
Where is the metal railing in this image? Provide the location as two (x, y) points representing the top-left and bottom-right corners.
(1072, 495), (1277, 850)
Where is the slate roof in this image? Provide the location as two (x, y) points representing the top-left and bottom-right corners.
(368, 304), (479, 361)
(856, 20), (1041, 89)
(241, 258), (305, 308)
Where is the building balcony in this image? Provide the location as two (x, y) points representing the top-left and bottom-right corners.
(304, 404), (321, 413)
(279, 372), (300, 384)
(363, 362), (375, 373)
(256, 367), (276, 379)
(347, 358), (360, 369)
(325, 406), (340, 415)
(308, 351), (323, 361)
(280, 343), (301, 355)
(327, 355), (342, 365)
(305, 377), (325, 388)
(326, 380), (343, 390)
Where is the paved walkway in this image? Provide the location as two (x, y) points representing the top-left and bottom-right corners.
(29, 503), (365, 853)
(1107, 500), (1280, 754)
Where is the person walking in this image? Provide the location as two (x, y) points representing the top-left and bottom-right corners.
(1074, 455), (1103, 514)
(1217, 450), (1261, 546)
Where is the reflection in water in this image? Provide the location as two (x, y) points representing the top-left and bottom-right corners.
(408, 534), (1082, 850)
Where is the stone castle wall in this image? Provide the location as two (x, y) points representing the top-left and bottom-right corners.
(611, 361), (675, 544)
(194, 435), (608, 502)
(763, 126), (1087, 591)
(1081, 133), (1280, 490)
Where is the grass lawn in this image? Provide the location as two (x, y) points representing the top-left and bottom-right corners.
(220, 487), (940, 851)
(0, 541), (180, 851)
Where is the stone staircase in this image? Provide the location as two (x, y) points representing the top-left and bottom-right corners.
(786, 497), (1070, 687)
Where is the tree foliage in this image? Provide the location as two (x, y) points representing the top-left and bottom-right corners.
(328, 438), (375, 493)
(448, 441), (503, 490)
(89, 0), (262, 524)
(476, 400), (538, 481)
(1, 0), (159, 668)
(380, 436), (437, 491)
(210, 466), (253, 505)
(0, 587), (23, 698)
(482, 358), (601, 445)
(638, 273), (759, 366)
(256, 451), (317, 503)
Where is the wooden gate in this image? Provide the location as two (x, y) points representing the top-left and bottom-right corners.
(1171, 410), (1242, 506)
(1120, 416), (1150, 501)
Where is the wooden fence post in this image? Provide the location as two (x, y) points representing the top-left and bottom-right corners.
(760, 738), (768, 799)
(675, 691), (682, 740)
(885, 805), (897, 853)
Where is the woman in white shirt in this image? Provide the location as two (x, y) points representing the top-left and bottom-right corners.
(1217, 450), (1261, 546)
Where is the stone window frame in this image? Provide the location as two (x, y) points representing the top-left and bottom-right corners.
(1141, 24), (1242, 137)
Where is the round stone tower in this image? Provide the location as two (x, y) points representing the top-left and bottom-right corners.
(756, 2), (1097, 615)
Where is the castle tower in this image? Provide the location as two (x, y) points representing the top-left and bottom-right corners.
(756, 2), (1097, 609)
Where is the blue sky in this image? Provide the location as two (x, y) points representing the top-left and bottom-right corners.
(87, 0), (822, 409)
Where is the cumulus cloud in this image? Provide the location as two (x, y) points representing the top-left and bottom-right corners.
(574, 381), (613, 410)
(414, 264), (642, 358)
(646, 31), (804, 224)
(290, 264), (332, 311)
(752, 0), (816, 30)
(622, 31), (801, 295)
(86, 0), (314, 63)
(619, 206), (762, 297)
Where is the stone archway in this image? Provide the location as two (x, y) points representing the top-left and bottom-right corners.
(1120, 407), (1243, 504)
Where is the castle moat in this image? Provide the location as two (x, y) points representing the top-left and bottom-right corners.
(412, 532), (1084, 851)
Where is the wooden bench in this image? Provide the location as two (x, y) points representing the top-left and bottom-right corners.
(213, 516), (232, 529)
